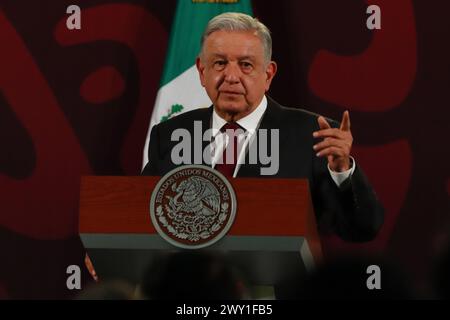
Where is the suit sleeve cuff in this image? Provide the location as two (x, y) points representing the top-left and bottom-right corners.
(328, 156), (356, 187)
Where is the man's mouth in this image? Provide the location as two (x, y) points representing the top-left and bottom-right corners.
(219, 90), (244, 95)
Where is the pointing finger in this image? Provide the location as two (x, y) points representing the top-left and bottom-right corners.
(340, 110), (351, 131)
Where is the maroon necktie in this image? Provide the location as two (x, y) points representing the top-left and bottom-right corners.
(215, 122), (244, 178)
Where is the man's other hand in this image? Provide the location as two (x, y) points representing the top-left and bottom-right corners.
(313, 111), (353, 172)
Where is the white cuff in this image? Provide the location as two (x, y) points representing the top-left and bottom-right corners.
(328, 156), (356, 187)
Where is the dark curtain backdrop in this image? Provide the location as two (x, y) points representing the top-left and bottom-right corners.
(0, 0), (448, 298)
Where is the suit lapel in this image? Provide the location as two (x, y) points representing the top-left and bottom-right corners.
(199, 106), (214, 166)
(237, 96), (284, 177)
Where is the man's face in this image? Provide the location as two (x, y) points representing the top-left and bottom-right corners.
(196, 30), (277, 121)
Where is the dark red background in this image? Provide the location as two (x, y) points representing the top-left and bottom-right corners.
(0, 0), (448, 298)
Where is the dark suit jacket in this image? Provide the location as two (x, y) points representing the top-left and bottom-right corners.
(142, 96), (384, 242)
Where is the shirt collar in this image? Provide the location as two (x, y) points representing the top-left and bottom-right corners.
(212, 95), (267, 136)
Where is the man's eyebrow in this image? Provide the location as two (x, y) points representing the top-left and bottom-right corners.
(210, 54), (256, 61)
(238, 55), (256, 61)
(211, 53), (227, 59)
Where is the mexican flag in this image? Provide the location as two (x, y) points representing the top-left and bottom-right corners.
(142, 0), (253, 167)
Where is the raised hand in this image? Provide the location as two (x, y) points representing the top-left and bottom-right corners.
(313, 111), (353, 172)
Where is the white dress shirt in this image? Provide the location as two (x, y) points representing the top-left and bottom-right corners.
(211, 95), (355, 186)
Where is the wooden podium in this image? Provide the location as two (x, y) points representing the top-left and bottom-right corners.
(79, 176), (322, 289)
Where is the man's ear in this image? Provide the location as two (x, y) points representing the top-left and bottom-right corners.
(196, 57), (206, 87)
(265, 61), (277, 92)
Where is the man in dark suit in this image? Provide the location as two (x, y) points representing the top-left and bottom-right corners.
(142, 12), (383, 242)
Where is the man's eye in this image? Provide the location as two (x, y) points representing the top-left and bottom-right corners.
(213, 60), (227, 70)
(241, 62), (253, 70)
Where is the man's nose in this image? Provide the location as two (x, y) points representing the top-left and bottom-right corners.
(223, 63), (241, 84)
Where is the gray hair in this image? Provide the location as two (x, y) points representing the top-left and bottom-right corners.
(200, 12), (272, 63)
